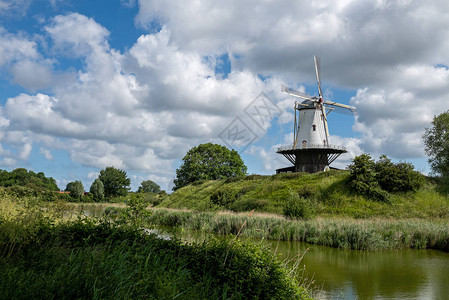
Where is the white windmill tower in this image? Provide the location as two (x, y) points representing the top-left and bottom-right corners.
(277, 56), (356, 173)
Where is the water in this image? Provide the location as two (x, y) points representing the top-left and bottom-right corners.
(80, 206), (449, 299)
(166, 228), (449, 300)
(266, 239), (449, 300)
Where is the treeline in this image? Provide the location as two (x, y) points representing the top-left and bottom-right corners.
(0, 166), (163, 203)
(63, 166), (163, 203)
(0, 168), (58, 191)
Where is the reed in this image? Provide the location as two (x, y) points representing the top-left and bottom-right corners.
(0, 191), (313, 299)
(146, 209), (449, 251)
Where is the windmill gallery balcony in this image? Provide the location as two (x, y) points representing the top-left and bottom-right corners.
(276, 143), (347, 174)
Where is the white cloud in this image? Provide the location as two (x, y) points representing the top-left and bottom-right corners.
(87, 171), (99, 179)
(0, 13), (274, 175)
(0, 27), (39, 67)
(2, 1), (449, 180)
(0, 0), (30, 16)
(11, 60), (53, 90)
(45, 13), (110, 58)
(39, 147), (53, 160)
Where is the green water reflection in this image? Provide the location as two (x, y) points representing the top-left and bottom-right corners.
(79, 206), (449, 300)
(267, 239), (449, 299)
(168, 228), (449, 300)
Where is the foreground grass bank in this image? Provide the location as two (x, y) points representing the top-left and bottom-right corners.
(158, 170), (449, 219)
(139, 209), (449, 252)
(0, 192), (313, 299)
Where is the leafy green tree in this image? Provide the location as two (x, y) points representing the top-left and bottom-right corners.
(375, 155), (424, 192)
(348, 154), (378, 194)
(423, 110), (449, 176)
(137, 180), (161, 193)
(0, 168), (59, 191)
(348, 154), (389, 202)
(89, 178), (104, 202)
(98, 166), (131, 198)
(65, 180), (84, 200)
(349, 154), (424, 201)
(174, 143), (247, 190)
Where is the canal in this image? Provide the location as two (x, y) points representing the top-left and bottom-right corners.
(79, 204), (449, 299)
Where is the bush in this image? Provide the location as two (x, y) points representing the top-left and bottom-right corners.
(375, 155), (424, 192)
(348, 154), (379, 195)
(0, 216), (311, 299)
(283, 190), (314, 219)
(348, 154), (424, 202)
(210, 190), (236, 207)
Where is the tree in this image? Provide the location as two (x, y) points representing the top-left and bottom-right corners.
(423, 110), (449, 176)
(374, 155), (424, 192)
(137, 180), (161, 193)
(98, 166), (131, 198)
(65, 180), (84, 200)
(174, 143), (247, 190)
(0, 168), (59, 191)
(89, 178), (104, 202)
(348, 153), (379, 195)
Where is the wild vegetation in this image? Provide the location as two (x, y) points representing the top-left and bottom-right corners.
(0, 187), (313, 299)
(158, 170), (449, 219)
(134, 209), (448, 251)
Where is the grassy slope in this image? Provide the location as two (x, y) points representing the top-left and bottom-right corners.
(159, 170), (449, 219)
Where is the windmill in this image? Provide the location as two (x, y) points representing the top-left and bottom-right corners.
(276, 56), (356, 173)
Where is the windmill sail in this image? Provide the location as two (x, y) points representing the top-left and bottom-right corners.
(324, 101), (356, 115)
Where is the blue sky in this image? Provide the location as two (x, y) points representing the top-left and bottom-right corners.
(1, 0), (448, 191)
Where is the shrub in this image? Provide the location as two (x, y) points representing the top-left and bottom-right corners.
(348, 154), (379, 195)
(348, 154), (424, 202)
(283, 190), (314, 219)
(375, 155), (424, 192)
(210, 190), (236, 207)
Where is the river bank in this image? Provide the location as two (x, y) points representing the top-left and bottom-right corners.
(0, 193), (314, 299)
(99, 206), (449, 251)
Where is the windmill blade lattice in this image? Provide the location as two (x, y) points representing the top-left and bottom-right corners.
(314, 56), (323, 99)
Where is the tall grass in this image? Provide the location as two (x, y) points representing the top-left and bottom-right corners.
(0, 190), (313, 299)
(146, 209), (449, 251)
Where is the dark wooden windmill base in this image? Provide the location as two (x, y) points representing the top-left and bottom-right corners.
(276, 147), (347, 174)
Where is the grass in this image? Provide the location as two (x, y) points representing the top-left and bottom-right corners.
(139, 209), (449, 251)
(0, 188), (314, 299)
(158, 170), (449, 219)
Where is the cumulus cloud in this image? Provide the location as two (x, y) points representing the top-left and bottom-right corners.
(11, 60), (53, 90)
(0, 28), (39, 67)
(1, 0), (449, 182)
(0, 12), (274, 175)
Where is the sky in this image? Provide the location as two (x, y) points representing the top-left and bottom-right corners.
(0, 0), (448, 191)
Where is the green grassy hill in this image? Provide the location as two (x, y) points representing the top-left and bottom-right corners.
(159, 170), (449, 219)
